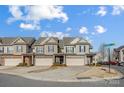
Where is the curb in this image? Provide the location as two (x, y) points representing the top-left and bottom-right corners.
(0, 71), (123, 82)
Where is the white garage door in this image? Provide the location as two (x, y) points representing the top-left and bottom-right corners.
(5, 58), (21, 66)
(66, 56), (85, 66)
(35, 58), (53, 66)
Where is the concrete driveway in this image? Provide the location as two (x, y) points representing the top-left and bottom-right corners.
(0, 66), (90, 81)
(0, 66), (122, 82)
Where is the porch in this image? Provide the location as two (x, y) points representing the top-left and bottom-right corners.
(53, 54), (66, 65)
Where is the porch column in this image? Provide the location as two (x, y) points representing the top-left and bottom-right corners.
(53, 55), (55, 64)
(32, 55), (34, 65)
(84, 55), (87, 65)
(21, 55), (24, 64)
(64, 54), (66, 65)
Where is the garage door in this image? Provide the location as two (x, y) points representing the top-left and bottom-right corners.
(35, 58), (53, 66)
(66, 56), (85, 66)
(5, 58), (21, 66)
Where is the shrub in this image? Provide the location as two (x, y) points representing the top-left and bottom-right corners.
(85, 63), (102, 67)
(16, 62), (28, 67)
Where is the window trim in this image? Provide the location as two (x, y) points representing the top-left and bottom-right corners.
(36, 46), (44, 54)
(0, 47), (4, 53)
(16, 45), (23, 52)
(48, 45), (54, 53)
(65, 46), (74, 53)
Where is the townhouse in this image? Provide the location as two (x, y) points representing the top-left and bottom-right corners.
(113, 45), (124, 62)
(0, 37), (94, 66)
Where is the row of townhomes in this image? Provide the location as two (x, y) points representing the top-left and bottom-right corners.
(0, 37), (94, 66)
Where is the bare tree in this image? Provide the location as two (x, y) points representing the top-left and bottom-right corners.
(98, 43), (108, 61)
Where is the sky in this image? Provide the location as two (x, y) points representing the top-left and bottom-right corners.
(0, 5), (124, 51)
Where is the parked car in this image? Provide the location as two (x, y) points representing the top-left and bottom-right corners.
(118, 62), (124, 66)
(104, 61), (118, 65)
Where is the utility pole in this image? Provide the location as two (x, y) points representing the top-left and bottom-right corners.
(104, 43), (115, 73)
(108, 48), (111, 73)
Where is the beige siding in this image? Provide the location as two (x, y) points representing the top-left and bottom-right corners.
(119, 48), (124, 61)
(66, 56), (85, 66)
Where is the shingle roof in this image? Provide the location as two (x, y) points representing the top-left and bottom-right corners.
(115, 45), (124, 51)
(0, 37), (35, 45)
(63, 37), (90, 45)
(34, 37), (58, 45)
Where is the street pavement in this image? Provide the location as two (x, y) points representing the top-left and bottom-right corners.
(0, 65), (124, 87)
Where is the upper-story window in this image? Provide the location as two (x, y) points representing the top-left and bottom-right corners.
(7, 47), (13, 53)
(16, 46), (23, 52)
(0, 47), (4, 53)
(48, 45), (54, 53)
(66, 46), (74, 53)
(36, 46), (44, 53)
(79, 45), (85, 53)
(122, 50), (124, 55)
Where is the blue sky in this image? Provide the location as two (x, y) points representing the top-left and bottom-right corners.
(0, 5), (124, 51)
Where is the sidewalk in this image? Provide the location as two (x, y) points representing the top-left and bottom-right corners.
(0, 66), (123, 82)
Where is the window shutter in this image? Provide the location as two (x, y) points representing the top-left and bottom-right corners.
(84, 46), (86, 52)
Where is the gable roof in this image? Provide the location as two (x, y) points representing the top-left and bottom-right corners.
(63, 37), (90, 45)
(115, 45), (124, 51)
(34, 37), (58, 45)
(0, 37), (35, 45)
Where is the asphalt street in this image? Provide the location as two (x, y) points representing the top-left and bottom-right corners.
(0, 65), (124, 87)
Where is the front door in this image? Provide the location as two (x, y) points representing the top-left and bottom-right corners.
(55, 55), (64, 65)
(23, 56), (32, 66)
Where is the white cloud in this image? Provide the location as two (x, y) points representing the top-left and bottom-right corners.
(79, 27), (88, 34)
(112, 5), (124, 15)
(19, 23), (40, 30)
(40, 31), (69, 39)
(26, 6), (68, 23)
(9, 6), (23, 19)
(96, 6), (107, 16)
(7, 5), (68, 30)
(94, 25), (106, 34)
(66, 27), (72, 32)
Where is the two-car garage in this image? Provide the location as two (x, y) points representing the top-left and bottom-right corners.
(1, 56), (22, 66)
(35, 56), (53, 66)
(66, 55), (86, 66)
(4, 58), (21, 66)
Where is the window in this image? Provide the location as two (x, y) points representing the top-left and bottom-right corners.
(66, 46), (74, 53)
(7, 47), (13, 53)
(36, 46), (44, 53)
(79, 45), (85, 53)
(122, 50), (124, 55)
(0, 47), (4, 53)
(48, 45), (54, 53)
(16, 46), (23, 52)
